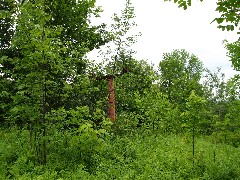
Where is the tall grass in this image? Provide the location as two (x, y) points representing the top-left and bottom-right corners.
(1, 128), (240, 179)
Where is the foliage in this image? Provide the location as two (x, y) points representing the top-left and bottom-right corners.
(225, 40), (240, 71)
(0, 0), (111, 165)
(134, 86), (180, 132)
(213, 0), (240, 32)
(115, 86), (177, 133)
(203, 70), (240, 138)
(96, 0), (140, 76)
(0, 0), (109, 123)
(114, 59), (157, 112)
(1, 0), (240, 178)
(164, 0), (201, 10)
(202, 68), (228, 131)
(203, 68), (227, 102)
(44, 0), (109, 58)
(226, 75), (240, 100)
(158, 49), (204, 110)
(181, 91), (207, 167)
(1, 129), (240, 179)
(0, 0), (17, 49)
(182, 91), (207, 132)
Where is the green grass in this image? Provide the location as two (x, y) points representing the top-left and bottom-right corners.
(94, 133), (240, 179)
(1, 128), (240, 179)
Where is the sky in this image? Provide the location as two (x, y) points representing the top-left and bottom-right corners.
(87, 0), (239, 80)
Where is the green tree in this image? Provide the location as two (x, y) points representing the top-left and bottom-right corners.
(44, 0), (108, 60)
(133, 85), (180, 133)
(0, 0), (109, 124)
(225, 75), (240, 134)
(87, 0), (153, 120)
(213, 0), (240, 32)
(96, 0), (140, 76)
(158, 49), (204, 110)
(203, 68), (227, 102)
(0, 0), (110, 165)
(115, 59), (157, 113)
(203, 68), (231, 129)
(202, 68), (230, 136)
(181, 90), (207, 166)
(211, 75), (240, 146)
(0, 0), (17, 49)
(225, 40), (240, 71)
(226, 74), (240, 101)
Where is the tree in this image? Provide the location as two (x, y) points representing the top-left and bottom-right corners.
(210, 75), (240, 146)
(0, 0), (110, 165)
(94, 0), (140, 76)
(225, 75), (240, 133)
(203, 69), (240, 143)
(88, 0), (147, 121)
(226, 74), (240, 101)
(202, 68), (228, 135)
(166, 0), (239, 89)
(115, 59), (157, 113)
(213, 0), (240, 32)
(0, 0), (109, 123)
(158, 49), (204, 109)
(203, 68), (227, 102)
(182, 90), (207, 167)
(44, 0), (108, 59)
(0, 0), (17, 50)
(225, 40), (240, 71)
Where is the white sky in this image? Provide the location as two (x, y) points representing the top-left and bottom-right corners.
(88, 0), (239, 80)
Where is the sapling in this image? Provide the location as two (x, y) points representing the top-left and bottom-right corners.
(182, 90), (206, 167)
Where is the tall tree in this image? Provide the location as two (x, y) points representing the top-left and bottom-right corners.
(89, 0), (147, 116)
(0, 0), (109, 123)
(96, 0), (140, 76)
(115, 59), (156, 112)
(203, 68), (228, 126)
(0, 0), (109, 164)
(158, 49), (204, 109)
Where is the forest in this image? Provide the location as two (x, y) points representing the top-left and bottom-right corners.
(0, 0), (240, 179)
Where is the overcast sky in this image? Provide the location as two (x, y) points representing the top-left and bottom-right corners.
(88, 0), (239, 80)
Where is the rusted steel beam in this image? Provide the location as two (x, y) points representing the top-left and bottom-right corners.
(107, 76), (116, 123)
(89, 69), (129, 123)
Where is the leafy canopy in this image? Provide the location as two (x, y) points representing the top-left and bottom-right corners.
(158, 49), (204, 108)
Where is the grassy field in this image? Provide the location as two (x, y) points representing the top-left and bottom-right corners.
(1, 128), (240, 179)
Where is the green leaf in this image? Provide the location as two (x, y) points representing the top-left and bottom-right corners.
(216, 18), (225, 24)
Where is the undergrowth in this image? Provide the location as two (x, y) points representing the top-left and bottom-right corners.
(1, 128), (240, 179)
